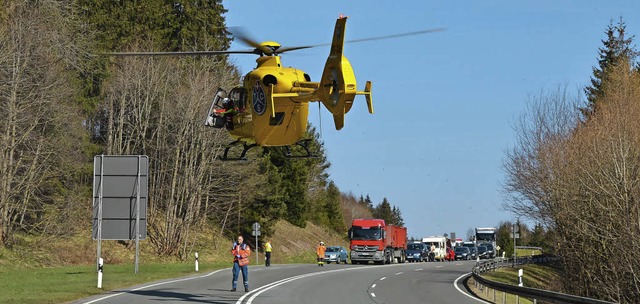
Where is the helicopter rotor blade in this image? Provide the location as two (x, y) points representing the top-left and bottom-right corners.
(229, 27), (276, 55)
(102, 50), (258, 57)
(276, 27), (445, 54)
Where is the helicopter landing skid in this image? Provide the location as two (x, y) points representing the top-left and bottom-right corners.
(281, 139), (317, 159)
(219, 140), (258, 161)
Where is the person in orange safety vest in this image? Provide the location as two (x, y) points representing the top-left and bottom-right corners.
(316, 241), (326, 267)
(231, 235), (251, 292)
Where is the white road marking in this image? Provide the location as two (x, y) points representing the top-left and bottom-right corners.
(371, 293), (376, 297)
(453, 273), (492, 303)
(83, 268), (228, 304)
(436, 265), (444, 268)
(395, 272), (403, 275)
(371, 284), (376, 288)
(238, 264), (388, 304)
(380, 277), (386, 280)
(414, 268), (423, 271)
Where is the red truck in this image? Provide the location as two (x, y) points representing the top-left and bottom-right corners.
(348, 219), (407, 264)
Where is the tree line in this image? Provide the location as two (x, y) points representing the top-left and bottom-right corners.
(503, 18), (640, 302)
(0, 0), (404, 259)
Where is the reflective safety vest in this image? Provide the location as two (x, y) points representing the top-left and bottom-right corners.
(232, 242), (251, 264)
(264, 242), (272, 253)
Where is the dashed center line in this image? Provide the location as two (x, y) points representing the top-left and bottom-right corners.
(414, 268), (423, 271)
(395, 272), (403, 275)
(380, 277), (386, 280)
(371, 293), (376, 298)
(436, 265), (444, 268)
(371, 284), (376, 288)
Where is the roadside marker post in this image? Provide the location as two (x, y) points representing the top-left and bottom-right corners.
(195, 252), (199, 272)
(97, 258), (104, 289)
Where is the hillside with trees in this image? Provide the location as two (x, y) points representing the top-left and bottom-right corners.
(503, 18), (640, 303)
(0, 0), (404, 265)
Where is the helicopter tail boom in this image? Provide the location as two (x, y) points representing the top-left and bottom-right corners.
(318, 16), (374, 130)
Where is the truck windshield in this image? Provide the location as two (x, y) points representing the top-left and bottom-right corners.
(351, 227), (382, 240)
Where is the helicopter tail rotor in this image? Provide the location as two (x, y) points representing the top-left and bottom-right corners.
(318, 16), (374, 130)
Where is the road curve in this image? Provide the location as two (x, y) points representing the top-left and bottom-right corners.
(74, 261), (486, 304)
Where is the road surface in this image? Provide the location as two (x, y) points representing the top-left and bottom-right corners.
(75, 261), (486, 304)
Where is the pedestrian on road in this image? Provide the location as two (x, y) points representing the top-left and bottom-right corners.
(264, 240), (272, 267)
(231, 236), (251, 292)
(316, 241), (326, 267)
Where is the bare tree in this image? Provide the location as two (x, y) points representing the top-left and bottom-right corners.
(0, 0), (86, 246)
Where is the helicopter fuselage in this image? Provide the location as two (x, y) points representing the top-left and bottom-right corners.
(229, 55), (314, 146)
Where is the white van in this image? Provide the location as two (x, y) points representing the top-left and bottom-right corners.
(421, 236), (447, 261)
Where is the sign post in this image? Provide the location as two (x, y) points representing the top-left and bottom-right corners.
(252, 222), (261, 265)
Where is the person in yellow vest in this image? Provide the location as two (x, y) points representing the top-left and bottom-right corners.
(264, 240), (272, 267)
(231, 235), (251, 292)
(316, 241), (326, 267)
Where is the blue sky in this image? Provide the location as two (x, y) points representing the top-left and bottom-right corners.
(222, 1), (640, 240)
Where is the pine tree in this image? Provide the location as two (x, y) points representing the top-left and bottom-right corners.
(373, 198), (394, 224)
(584, 18), (638, 117)
(391, 206), (405, 227)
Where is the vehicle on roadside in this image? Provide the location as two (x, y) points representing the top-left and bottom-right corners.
(483, 243), (496, 259)
(454, 247), (471, 260)
(324, 246), (349, 264)
(349, 219), (407, 264)
(405, 242), (429, 262)
(422, 236), (447, 261)
(468, 246), (478, 260)
(477, 245), (488, 259)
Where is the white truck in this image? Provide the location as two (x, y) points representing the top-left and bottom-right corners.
(422, 236), (447, 261)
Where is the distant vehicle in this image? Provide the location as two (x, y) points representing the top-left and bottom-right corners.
(483, 243), (496, 259)
(454, 247), (471, 260)
(324, 246), (348, 264)
(349, 219), (407, 264)
(468, 246), (478, 259)
(422, 236), (447, 261)
(475, 227), (497, 253)
(405, 242), (429, 262)
(477, 245), (488, 259)
(445, 247), (455, 261)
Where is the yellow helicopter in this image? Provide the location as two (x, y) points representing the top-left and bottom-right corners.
(109, 16), (442, 160)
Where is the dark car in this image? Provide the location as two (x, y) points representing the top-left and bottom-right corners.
(483, 243), (496, 259)
(324, 246), (348, 264)
(454, 247), (471, 260)
(477, 245), (488, 259)
(468, 246), (478, 260)
(405, 242), (429, 262)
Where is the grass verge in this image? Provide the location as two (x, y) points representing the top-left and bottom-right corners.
(0, 261), (229, 304)
(465, 264), (561, 304)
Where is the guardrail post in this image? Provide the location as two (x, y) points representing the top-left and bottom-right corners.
(502, 291), (506, 304)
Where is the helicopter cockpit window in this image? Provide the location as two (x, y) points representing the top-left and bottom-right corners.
(229, 87), (248, 112)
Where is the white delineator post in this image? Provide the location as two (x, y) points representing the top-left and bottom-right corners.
(195, 252), (199, 272)
(518, 269), (523, 287)
(97, 258), (104, 289)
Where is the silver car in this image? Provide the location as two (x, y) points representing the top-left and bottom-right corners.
(324, 246), (348, 264)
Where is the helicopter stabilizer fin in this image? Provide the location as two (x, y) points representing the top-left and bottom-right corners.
(356, 81), (373, 114)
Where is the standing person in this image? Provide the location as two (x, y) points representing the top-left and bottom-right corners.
(231, 236), (251, 292)
(264, 240), (272, 267)
(316, 241), (326, 267)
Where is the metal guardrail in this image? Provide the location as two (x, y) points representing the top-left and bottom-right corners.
(471, 256), (615, 304)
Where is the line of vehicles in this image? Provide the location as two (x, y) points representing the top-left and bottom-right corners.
(325, 219), (498, 265)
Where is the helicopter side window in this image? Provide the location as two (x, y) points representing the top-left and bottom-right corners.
(269, 112), (285, 126)
(229, 87), (248, 113)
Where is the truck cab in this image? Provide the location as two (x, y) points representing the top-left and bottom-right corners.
(349, 219), (407, 265)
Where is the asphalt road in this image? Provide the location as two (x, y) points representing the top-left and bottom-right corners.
(75, 261), (486, 304)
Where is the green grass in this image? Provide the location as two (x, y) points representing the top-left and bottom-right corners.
(468, 264), (559, 304)
(0, 261), (229, 304)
